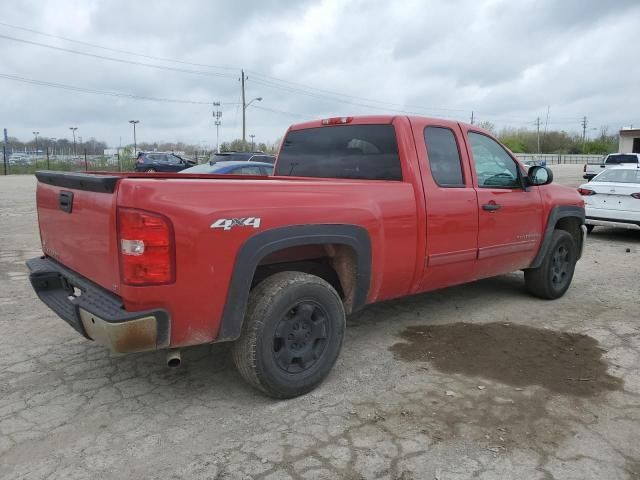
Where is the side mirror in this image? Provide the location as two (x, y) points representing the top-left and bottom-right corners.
(528, 165), (553, 186)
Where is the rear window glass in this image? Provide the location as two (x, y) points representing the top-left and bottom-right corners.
(275, 125), (402, 181)
(606, 154), (638, 164)
(594, 168), (640, 183)
(424, 127), (464, 187)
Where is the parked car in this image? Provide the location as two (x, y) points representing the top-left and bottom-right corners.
(209, 152), (276, 164)
(180, 160), (273, 175)
(135, 152), (196, 172)
(27, 115), (586, 398)
(583, 153), (640, 180)
(578, 165), (640, 232)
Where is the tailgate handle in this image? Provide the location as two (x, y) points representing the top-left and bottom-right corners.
(59, 191), (74, 213)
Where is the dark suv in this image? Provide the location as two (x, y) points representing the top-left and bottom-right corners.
(135, 152), (196, 172)
(209, 152), (276, 164)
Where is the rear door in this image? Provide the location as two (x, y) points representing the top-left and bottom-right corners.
(463, 129), (544, 278)
(410, 118), (479, 291)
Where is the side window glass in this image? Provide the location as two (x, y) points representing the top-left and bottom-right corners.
(468, 132), (520, 188)
(424, 127), (464, 187)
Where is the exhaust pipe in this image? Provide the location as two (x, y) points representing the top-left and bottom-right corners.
(166, 349), (181, 368)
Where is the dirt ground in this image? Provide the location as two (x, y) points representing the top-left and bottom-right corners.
(1, 165), (639, 479)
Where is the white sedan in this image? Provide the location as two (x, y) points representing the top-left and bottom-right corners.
(578, 165), (640, 232)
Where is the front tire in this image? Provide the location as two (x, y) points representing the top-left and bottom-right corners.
(232, 271), (346, 398)
(525, 230), (577, 299)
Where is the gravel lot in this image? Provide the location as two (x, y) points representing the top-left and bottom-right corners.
(1, 165), (639, 479)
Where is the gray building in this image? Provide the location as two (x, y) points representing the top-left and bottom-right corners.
(619, 128), (640, 153)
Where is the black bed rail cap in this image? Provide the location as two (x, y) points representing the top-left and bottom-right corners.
(34, 171), (120, 193)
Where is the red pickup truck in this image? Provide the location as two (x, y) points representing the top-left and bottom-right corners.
(27, 115), (586, 398)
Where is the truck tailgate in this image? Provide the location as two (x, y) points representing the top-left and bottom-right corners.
(35, 171), (120, 293)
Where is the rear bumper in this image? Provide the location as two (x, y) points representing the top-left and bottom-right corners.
(26, 256), (170, 353)
(586, 217), (640, 230)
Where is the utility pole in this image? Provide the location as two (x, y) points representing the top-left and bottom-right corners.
(69, 127), (78, 158)
(213, 101), (222, 153)
(470, 111), (475, 125)
(241, 69), (246, 144)
(535, 117), (541, 153)
(250, 134), (255, 151)
(240, 69), (262, 147)
(581, 116), (588, 151)
(129, 120), (140, 156)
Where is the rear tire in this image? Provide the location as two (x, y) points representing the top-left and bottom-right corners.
(232, 271), (346, 398)
(525, 230), (577, 299)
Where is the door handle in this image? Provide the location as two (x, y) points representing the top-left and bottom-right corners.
(482, 203), (501, 212)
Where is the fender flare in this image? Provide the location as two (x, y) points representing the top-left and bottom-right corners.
(216, 224), (372, 342)
(529, 205), (585, 269)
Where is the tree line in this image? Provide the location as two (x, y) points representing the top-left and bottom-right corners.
(476, 122), (618, 155)
(3, 136), (280, 157)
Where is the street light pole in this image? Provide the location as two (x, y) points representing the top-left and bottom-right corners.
(32, 131), (39, 159)
(213, 102), (222, 154)
(129, 120), (140, 156)
(240, 70), (262, 146)
(69, 127), (78, 157)
(242, 96), (262, 147)
(249, 134), (255, 151)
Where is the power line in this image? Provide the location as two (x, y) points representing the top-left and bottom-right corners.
(0, 21), (237, 72)
(0, 23), (596, 129)
(252, 104), (308, 118)
(0, 20), (470, 113)
(0, 72), (237, 105)
(0, 24), (589, 125)
(0, 22), (499, 117)
(0, 33), (236, 79)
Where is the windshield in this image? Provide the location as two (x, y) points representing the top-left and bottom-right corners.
(275, 124), (402, 180)
(594, 168), (640, 183)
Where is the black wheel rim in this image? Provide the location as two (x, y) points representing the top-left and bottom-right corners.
(273, 301), (329, 374)
(550, 243), (571, 288)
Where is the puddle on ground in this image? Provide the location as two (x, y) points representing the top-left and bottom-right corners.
(390, 322), (623, 397)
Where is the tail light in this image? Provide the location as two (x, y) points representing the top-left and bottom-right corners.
(321, 116), (353, 125)
(117, 208), (175, 285)
(577, 188), (596, 196)
(631, 193), (640, 199)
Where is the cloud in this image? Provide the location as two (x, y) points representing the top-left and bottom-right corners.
(1, 0), (639, 147)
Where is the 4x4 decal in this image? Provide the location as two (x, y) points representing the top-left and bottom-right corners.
(210, 217), (261, 231)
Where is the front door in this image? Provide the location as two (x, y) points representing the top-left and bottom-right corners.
(465, 130), (544, 279)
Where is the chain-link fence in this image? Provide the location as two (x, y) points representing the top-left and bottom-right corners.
(514, 153), (604, 165)
(2, 146), (137, 175)
(2, 145), (607, 175)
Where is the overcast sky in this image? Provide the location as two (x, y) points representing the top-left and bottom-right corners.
(1, 0), (639, 148)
